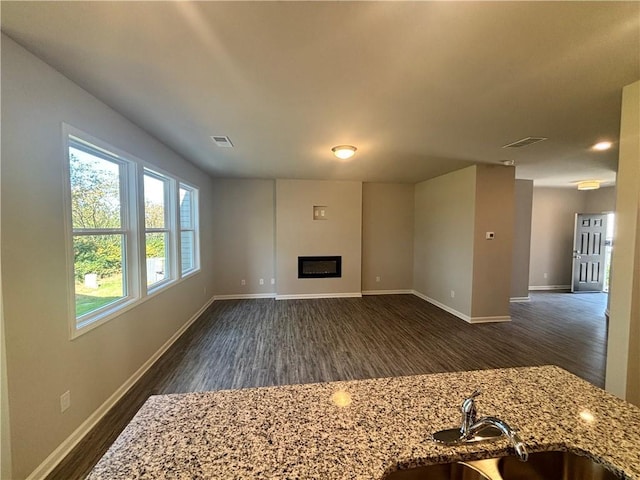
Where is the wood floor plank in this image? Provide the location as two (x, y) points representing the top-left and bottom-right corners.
(46, 292), (608, 479)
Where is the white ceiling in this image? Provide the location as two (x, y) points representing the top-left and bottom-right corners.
(2, 1), (639, 186)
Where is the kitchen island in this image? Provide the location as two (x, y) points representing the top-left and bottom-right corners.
(87, 366), (640, 479)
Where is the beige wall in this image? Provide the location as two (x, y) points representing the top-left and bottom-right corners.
(628, 201), (640, 404)
(585, 186), (616, 213)
(1, 36), (215, 478)
(529, 188), (586, 288)
(471, 165), (515, 318)
(211, 179), (275, 296)
(606, 80), (640, 404)
(362, 183), (414, 292)
(275, 180), (362, 296)
(511, 180), (534, 299)
(530, 186), (620, 289)
(1, 266), (11, 479)
(414, 167), (476, 317)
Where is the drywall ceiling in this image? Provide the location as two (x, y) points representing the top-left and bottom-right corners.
(2, 1), (638, 186)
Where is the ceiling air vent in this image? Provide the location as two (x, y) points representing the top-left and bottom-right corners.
(502, 137), (548, 148)
(211, 136), (234, 148)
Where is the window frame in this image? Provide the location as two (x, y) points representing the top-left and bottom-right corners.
(143, 168), (177, 292)
(63, 125), (201, 338)
(64, 127), (141, 337)
(178, 182), (200, 277)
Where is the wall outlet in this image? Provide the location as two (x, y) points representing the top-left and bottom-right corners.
(543, 273), (548, 279)
(450, 290), (455, 298)
(241, 279), (246, 286)
(60, 390), (71, 413)
(259, 278), (264, 285)
(270, 278), (275, 285)
(486, 232), (495, 240)
(375, 276), (381, 283)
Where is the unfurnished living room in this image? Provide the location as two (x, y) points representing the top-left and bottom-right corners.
(1, 2), (639, 480)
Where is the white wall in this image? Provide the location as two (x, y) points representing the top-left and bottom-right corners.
(1, 35), (215, 478)
(275, 180), (362, 297)
(362, 183), (414, 292)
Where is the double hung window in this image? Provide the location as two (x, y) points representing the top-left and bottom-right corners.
(144, 170), (172, 289)
(179, 184), (199, 275)
(65, 127), (200, 336)
(68, 137), (134, 328)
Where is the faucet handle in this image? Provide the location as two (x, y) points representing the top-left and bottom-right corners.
(460, 390), (481, 435)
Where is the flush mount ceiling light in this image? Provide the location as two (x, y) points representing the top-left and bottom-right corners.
(577, 181), (601, 191)
(331, 145), (357, 160)
(501, 160), (515, 166)
(592, 141), (612, 151)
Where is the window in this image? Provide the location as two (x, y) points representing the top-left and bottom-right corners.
(144, 170), (172, 288)
(64, 126), (201, 336)
(68, 136), (135, 327)
(179, 184), (199, 275)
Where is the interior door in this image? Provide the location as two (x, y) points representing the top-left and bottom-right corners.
(572, 213), (607, 292)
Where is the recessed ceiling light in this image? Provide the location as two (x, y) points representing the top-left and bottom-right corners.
(592, 141), (612, 151)
(577, 180), (600, 191)
(331, 145), (357, 160)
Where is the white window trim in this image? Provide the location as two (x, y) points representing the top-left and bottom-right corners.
(62, 124), (201, 339)
(143, 168), (178, 294)
(179, 182), (201, 277)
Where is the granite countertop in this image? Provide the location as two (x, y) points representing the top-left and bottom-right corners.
(87, 365), (640, 479)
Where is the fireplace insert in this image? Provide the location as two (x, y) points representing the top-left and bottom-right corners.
(298, 256), (342, 278)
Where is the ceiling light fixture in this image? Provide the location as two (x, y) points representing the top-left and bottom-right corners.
(331, 145), (357, 160)
(592, 141), (612, 151)
(577, 181), (600, 191)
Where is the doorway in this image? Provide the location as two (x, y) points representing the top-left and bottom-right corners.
(603, 212), (615, 292)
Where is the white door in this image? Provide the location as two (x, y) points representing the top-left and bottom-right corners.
(572, 213), (607, 293)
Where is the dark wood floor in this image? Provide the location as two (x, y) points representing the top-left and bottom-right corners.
(47, 291), (608, 479)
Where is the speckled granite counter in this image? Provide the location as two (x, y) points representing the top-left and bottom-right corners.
(87, 366), (640, 479)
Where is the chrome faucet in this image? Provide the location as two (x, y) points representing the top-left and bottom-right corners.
(432, 390), (528, 462)
(460, 389), (481, 437)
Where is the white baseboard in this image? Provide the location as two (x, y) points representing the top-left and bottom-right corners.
(26, 296), (216, 480)
(528, 285), (571, 291)
(412, 291), (511, 324)
(275, 292), (362, 300)
(361, 289), (413, 295)
(469, 315), (511, 323)
(510, 296), (531, 303)
(412, 290), (472, 323)
(214, 293), (276, 300)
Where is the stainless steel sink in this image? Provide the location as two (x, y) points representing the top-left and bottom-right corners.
(384, 461), (491, 480)
(385, 451), (622, 480)
(498, 451), (621, 480)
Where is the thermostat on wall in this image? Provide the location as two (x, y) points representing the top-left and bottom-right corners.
(486, 232), (495, 240)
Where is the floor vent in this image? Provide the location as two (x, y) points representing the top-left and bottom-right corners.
(502, 137), (548, 148)
(211, 135), (234, 148)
